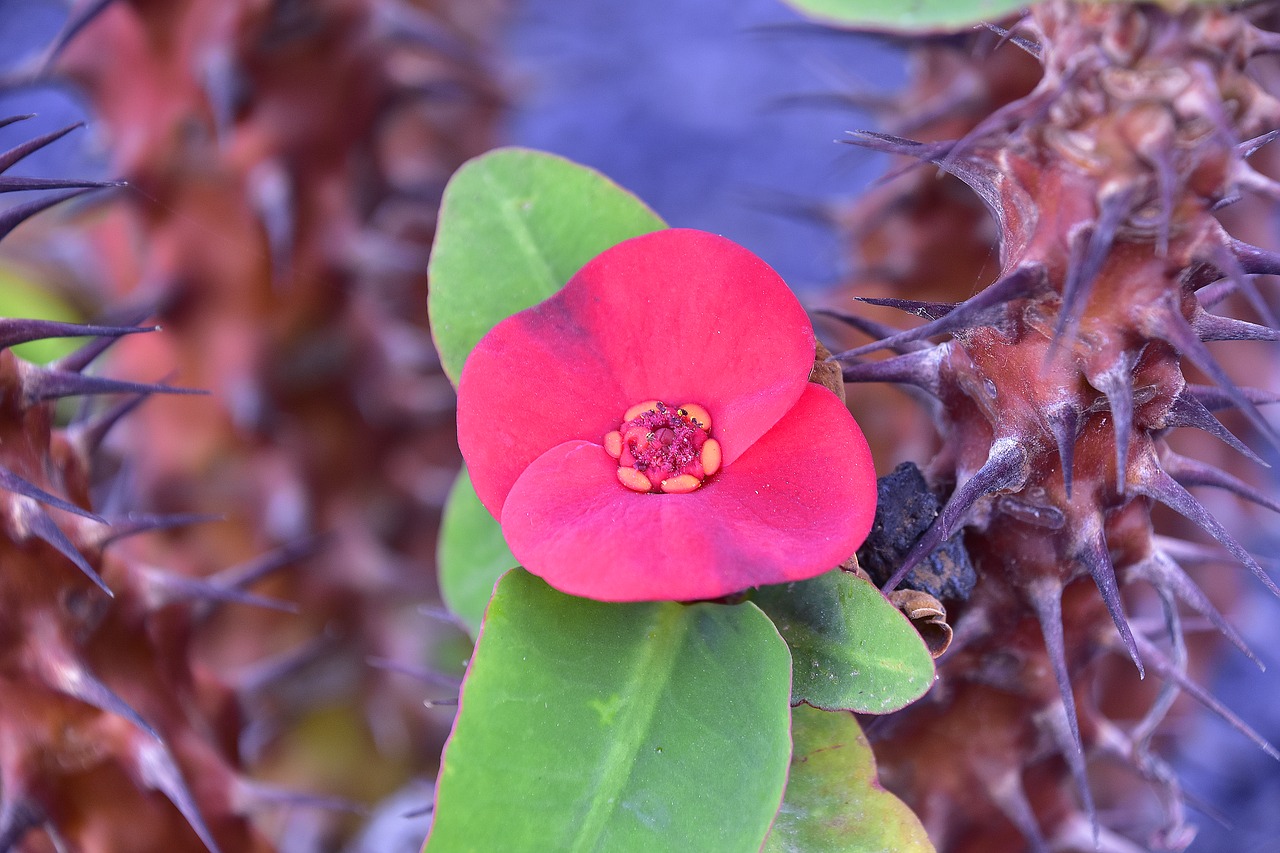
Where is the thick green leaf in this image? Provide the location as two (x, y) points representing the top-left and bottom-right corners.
(753, 569), (934, 713)
(437, 465), (517, 637)
(428, 147), (666, 384)
(426, 569), (793, 852)
(779, 0), (1025, 33)
(764, 705), (935, 853)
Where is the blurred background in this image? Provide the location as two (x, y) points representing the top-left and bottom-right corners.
(0, 1), (1275, 851)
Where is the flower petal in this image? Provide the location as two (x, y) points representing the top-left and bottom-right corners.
(458, 228), (816, 517)
(562, 229), (816, 468)
(457, 300), (631, 516)
(501, 385), (877, 602)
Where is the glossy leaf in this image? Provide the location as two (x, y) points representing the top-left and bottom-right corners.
(779, 0), (1025, 33)
(437, 465), (517, 637)
(753, 569), (934, 713)
(426, 569), (793, 852)
(428, 147), (666, 384)
(764, 705), (935, 853)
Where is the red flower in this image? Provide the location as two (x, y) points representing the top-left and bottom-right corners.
(457, 229), (877, 602)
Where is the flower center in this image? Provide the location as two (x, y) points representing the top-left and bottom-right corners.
(604, 400), (722, 494)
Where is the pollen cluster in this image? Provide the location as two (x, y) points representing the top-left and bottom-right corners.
(605, 401), (722, 493)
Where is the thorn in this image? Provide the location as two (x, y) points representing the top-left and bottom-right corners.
(1077, 520), (1143, 677)
(234, 636), (330, 697)
(418, 604), (470, 629)
(0, 465), (104, 523)
(812, 308), (932, 353)
(36, 642), (155, 738)
(841, 129), (955, 162)
(0, 187), (99, 240)
(837, 266), (1040, 359)
(1238, 129), (1280, 159)
(1205, 239), (1278, 328)
(0, 320), (155, 353)
(140, 567), (298, 614)
(882, 437), (1028, 592)
(68, 392), (151, 457)
(1228, 236), (1280, 275)
(1117, 583), (1193, 841)
(97, 512), (223, 548)
(838, 345), (947, 397)
(1191, 308), (1280, 342)
(133, 738), (223, 853)
(1144, 303), (1280, 454)
(1133, 460), (1280, 598)
(366, 656), (462, 691)
(1236, 163), (1280, 203)
(1026, 578), (1100, 844)
(844, 130), (1037, 257)
(1164, 392), (1268, 467)
(1133, 632), (1280, 761)
(981, 767), (1049, 853)
(854, 296), (956, 321)
(937, 83), (1062, 173)
(209, 536), (319, 592)
(1085, 348), (1137, 495)
(1185, 382), (1280, 411)
(1160, 449), (1280, 514)
(20, 502), (112, 595)
(1210, 193), (1242, 211)
(401, 803), (434, 819)
(0, 115), (35, 130)
(0, 175), (121, 194)
(50, 305), (159, 374)
(0, 122), (84, 173)
(41, 0), (121, 68)
(236, 778), (367, 816)
(1126, 552), (1262, 669)
(191, 538), (316, 622)
(1154, 535), (1280, 575)
(979, 22), (1042, 57)
(1195, 278), (1235, 310)
(1051, 185), (1135, 356)
(1045, 403), (1081, 498)
(22, 368), (206, 405)
(1226, 238), (1280, 323)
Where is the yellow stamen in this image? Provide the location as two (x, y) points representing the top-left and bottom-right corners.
(660, 474), (701, 494)
(603, 431), (623, 459)
(700, 438), (722, 476)
(617, 467), (652, 493)
(623, 400), (661, 422)
(677, 403), (711, 431)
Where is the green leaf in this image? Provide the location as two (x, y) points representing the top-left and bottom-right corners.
(428, 147), (666, 384)
(0, 265), (85, 363)
(753, 569), (934, 713)
(764, 705), (935, 853)
(437, 465), (517, 637)
(426, 569), (793, 853)
(778, 0), (1026, 33)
